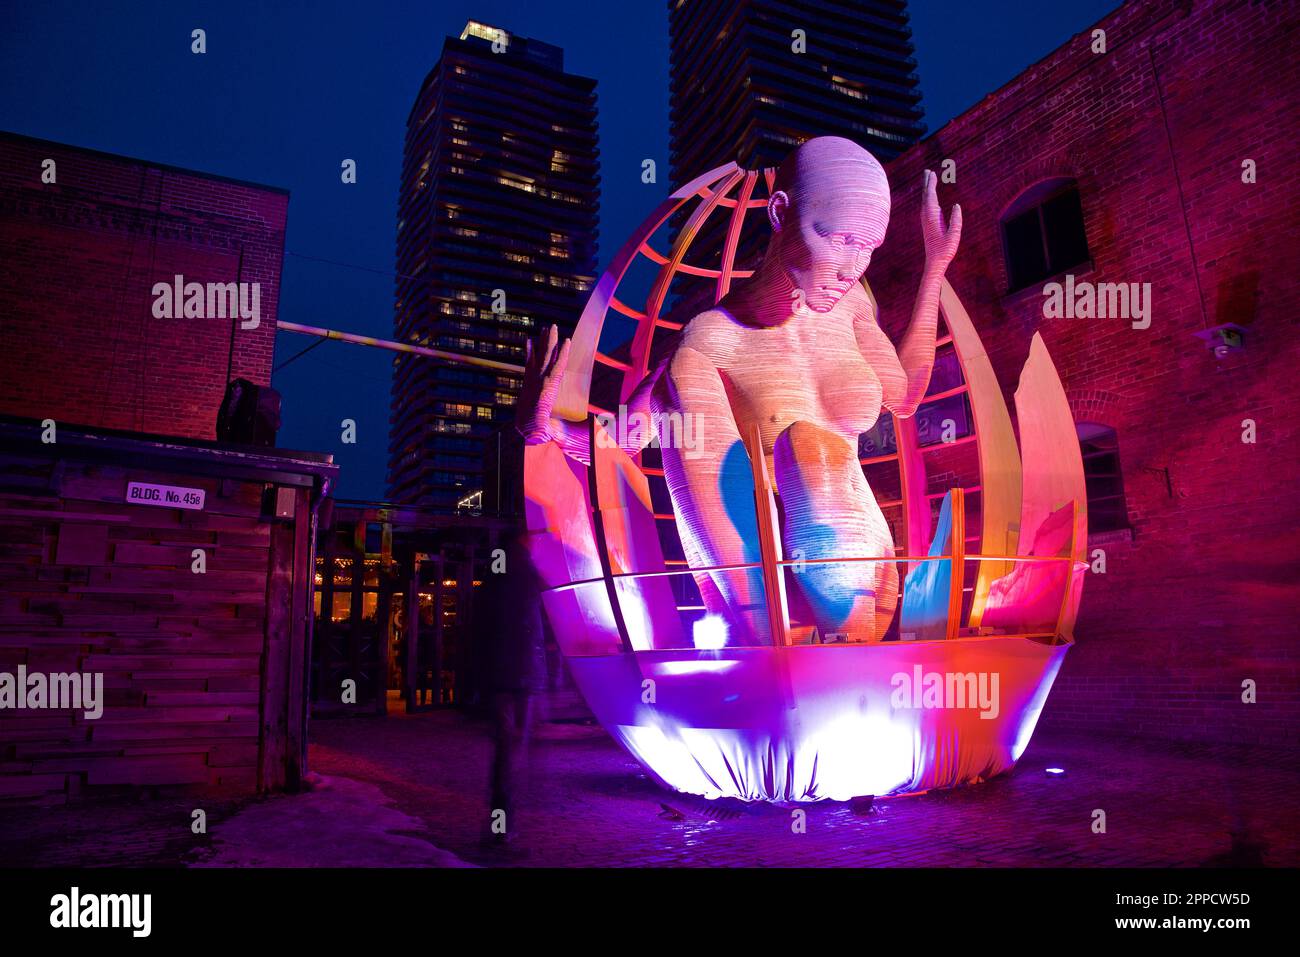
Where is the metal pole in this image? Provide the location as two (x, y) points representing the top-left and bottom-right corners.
(277, 320), (525, 374)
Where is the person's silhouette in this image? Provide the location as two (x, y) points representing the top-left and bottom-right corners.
(475, 526), (547, 849)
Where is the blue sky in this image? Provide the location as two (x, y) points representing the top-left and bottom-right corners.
(0, 0), (1117, 498)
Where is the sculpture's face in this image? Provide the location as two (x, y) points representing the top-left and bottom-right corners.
(766, 139), (892, 315)
(780, 197), (888, 313)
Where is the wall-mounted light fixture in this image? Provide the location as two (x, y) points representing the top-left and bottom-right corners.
(1193, 323), (1247, 358)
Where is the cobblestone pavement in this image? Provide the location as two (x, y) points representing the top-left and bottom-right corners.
(304, 708), (1300, 868)
(1, 791), (242, 867)
(4, 708), (1297, 868)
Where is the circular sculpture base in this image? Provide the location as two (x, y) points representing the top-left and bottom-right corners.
(566, 636), (1069, 802)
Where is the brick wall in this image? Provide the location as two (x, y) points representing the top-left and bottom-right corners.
(0, 132), (288, 441)
(867, 0), (1299, 747)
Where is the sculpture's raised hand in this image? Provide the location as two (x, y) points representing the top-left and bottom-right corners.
(516, 323), (571, 444)
(921, 169), (961, 270)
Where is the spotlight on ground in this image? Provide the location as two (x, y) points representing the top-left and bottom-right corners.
(1045, 767), (1066, 776)
(851, 795), (877, 816)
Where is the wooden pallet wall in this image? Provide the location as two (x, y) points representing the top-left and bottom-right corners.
(0, 449), (303, 803)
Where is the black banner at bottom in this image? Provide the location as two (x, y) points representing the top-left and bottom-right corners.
(0, 866), (1284, 944)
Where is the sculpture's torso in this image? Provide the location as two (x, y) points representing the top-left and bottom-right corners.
(669, 283), (886, 455)
(646, 279), (903, 646)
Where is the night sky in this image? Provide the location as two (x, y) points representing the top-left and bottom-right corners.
(0, 0), (1117, 499)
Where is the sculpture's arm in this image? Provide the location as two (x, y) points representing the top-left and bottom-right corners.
(655, 345), (772, 646)
(515, 324), (658, 465)
(888, 169), (962, 418)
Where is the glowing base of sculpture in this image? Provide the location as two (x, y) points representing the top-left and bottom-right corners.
(567, 637), (1069, 802)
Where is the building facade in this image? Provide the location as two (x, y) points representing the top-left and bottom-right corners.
(867, 0), (1298, 747)
(0, 131), (344, 806)
(0, 132), (288, 442)
(669, 0), (925, 181)
(388, 21), (599, 508)
(665, 0), (925, 314)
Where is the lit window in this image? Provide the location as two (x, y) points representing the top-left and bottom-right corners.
(831, 79), (866, 100)
(852, 124), (909, 144)
(461, 21), (510, 48)
(496, 175), (535, 193)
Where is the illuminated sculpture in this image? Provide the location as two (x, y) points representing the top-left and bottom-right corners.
(519, 137), (1087, 801)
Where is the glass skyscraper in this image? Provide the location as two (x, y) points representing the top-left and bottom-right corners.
(388, 21), (599, 507)
(665, 0), (925, 318)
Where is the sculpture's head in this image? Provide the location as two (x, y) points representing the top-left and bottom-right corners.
(766, 136), (891, 314)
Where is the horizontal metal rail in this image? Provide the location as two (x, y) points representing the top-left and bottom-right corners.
(545, 551), (1085, 593)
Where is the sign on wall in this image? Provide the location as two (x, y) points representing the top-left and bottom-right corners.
(125, 481), (205, 510)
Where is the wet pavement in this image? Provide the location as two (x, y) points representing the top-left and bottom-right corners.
(4, 706), (1297, 868)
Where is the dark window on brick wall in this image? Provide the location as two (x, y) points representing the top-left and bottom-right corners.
(1078, 423), (1128, 533)
(1001, 179), (1090, 292)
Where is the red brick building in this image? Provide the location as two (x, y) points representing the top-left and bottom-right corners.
(0, 132), (288, 440)
(868, 0), (1298, 747)
(0, 134), (332, 805)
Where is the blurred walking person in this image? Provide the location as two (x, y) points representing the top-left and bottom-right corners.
(475, 524), (547, 850)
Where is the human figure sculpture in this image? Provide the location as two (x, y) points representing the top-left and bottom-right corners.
(519, 136), (961, 646)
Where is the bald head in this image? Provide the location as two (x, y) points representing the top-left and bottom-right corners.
(762, 137), (892, 313)
(773, 136), (891, 225)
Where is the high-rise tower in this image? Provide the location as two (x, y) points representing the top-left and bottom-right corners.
(388, 21), (599, 507)
(665, 0), (925, 317)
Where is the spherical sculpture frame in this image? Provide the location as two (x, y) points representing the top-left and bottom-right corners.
(522, 155), (1087, 802)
